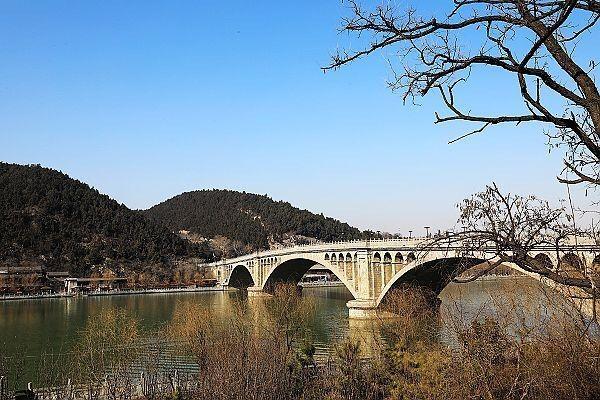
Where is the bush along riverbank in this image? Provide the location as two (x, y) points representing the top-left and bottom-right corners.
(1, 283), (599, 400)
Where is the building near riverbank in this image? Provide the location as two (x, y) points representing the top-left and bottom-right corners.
(0, 266), (70, 295)
(64, 277), (128, 294)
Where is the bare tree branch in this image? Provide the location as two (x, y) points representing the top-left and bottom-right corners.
(430, 184), (598, 296)
(326, 0), (600, 187)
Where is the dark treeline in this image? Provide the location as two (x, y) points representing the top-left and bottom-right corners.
(0, 163), (210, 276)
(144, 189), (364, 249)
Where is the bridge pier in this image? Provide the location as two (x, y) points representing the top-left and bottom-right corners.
(247, 286), (271, 297)
(346, 299), (378, 319)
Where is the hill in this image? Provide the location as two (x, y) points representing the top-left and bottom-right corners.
(0, 163), (209, 276)
(143, 189), (364, 252)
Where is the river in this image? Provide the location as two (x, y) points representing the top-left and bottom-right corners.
(0, 277), (567, 388)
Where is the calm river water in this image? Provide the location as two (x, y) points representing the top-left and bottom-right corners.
(0, 277), (563, 386)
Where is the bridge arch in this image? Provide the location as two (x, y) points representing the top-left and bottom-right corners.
(383, 252), (393, 287)
(560, 252), (583, 271)
(593, 255), (600, 270)
(534, 253), (554, 270)
(394, 252), (403, 264)
(591, 255), (600, 282)
(375, 254), (595, 307)
(228, 265), (255, 289)
(261, 255), (359, 299)
(345, 253), (354, 280)
(383, 252), (392, 263)
(377, 257), (489, 306)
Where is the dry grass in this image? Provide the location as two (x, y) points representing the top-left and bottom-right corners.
(2, 282), (599, 400)
(375, 283), (600, 400)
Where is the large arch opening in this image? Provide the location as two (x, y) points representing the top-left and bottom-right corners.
(263, 257), (357, 298)
(228, 265), (255, 289)
(378, 255), (592, 310)
(378, 257), (486, 305)
(263, 258), (318, 293)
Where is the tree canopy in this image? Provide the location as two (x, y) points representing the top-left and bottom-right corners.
(143, 189), (364, 250)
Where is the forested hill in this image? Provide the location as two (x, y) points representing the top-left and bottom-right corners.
(0, 163), (209, 276)
(143, 189), (364, 250)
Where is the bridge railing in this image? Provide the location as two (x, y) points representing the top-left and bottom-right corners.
(206, 237), (600, 267)
(285, 237), (428, 247)
(206, 237), (434, 266)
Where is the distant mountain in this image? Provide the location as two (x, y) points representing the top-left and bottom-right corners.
(0, 163), (209, 276)
(143, 189), (364, 250)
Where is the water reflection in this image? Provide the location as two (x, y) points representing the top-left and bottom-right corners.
(0, 277), (581, 385)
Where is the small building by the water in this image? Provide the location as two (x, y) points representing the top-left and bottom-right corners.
(0, 266), (70, 295)
(64, 277), (128, 294)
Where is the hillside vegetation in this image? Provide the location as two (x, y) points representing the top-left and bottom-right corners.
(0, 163), (209, 276)
(144, 189), (364, 250)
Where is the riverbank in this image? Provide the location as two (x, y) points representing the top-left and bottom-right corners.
(0, 285), (233, 301)
(0, 275), (527, 302)
(0, 292), (74, 301)
(86, 285), (231, 297)
(299, 281), (346, 288)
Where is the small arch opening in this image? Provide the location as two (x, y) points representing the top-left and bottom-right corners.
(383, 252), (392, 264)
(560, 253), (583, 271)
(534, 253), (553, 270)
(592, 255), (600, 281)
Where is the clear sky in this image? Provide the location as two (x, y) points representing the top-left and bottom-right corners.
(1, 1), (597, 234)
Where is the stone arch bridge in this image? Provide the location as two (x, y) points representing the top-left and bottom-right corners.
(206, 238), (600, 318)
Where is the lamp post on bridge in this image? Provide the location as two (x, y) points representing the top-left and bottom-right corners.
(409, 230), (412, 239)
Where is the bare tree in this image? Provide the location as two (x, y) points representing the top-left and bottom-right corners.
(326, 0), (600, 185)
(434, 183), (599, 298)
(211, 235), (248, 259)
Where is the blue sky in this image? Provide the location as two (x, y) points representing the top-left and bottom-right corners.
(1, 1), (596, 234)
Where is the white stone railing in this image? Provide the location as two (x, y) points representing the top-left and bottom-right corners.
(206, 237), (600, 268)
(206, 238), (432, 266)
